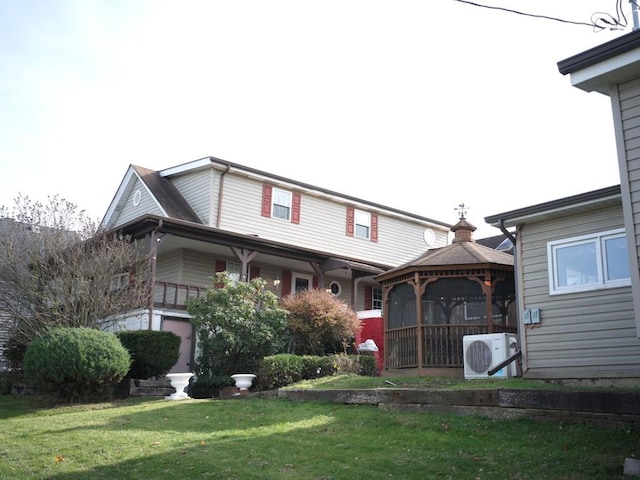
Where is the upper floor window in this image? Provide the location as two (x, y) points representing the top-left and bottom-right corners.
(346, 207), (378, 242)
(355, 210), (370, 239)
(547, 228), (630, 295)
(272, 188), (292, 220)
(261, 184), (301, 224)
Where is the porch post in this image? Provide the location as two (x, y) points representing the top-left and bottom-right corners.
(483, 271), (494, 333)
(412, 273), (423, 368)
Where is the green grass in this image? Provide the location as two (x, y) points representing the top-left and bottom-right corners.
(0, 394), (637, 479)
(282, 374), (614, 391)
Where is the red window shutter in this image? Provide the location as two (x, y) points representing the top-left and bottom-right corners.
(250, 266), (260, 280)
(364, 285), (373, 309)
(312, 276), (319, 289)
(346, 207), (354, 237)
(281, 270), (292, 297)
(292, 192), (301, 224)
(371, 214), (378, 242)
(261, 184), (272, 217)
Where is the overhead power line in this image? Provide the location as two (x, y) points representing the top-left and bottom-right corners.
(452, 0), (639, 31)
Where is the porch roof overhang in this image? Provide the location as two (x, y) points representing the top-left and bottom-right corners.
(111, 214), (390, 276)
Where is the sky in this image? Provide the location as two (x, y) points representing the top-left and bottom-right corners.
(0, 0), (632, 239)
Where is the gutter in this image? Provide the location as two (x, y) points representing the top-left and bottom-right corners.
(216, 163), (231, 229)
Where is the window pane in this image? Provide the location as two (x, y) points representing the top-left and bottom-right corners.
(604, 236), (630, 281)
(555, 242), (598, 287)
(355, 224), (369, 238)
(294, 277), (309, 292)
(355, 210), (370, 238)
(272, 188), (291, 220)
(273, 189), (291, 206)
(272, 204), (290, 219)
(372, 287), (382, 310)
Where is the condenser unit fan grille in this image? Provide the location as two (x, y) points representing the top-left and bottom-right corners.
(466, 340), (492, 374)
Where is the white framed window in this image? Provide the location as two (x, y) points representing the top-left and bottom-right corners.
(355, 209), (370, 239)
(328, 280), (341, 296)
(293, 272), (313, 292)
(227, 262), (242, 283)
(372, 287), (382, 310)
(547, 228), (630, 295)
(272, 188), (292, 220)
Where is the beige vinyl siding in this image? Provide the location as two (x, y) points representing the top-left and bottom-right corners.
(217, 173), (448, 267)
(113, 178), (163, 227)
(181, 250), (217, 287)
(519, 204), (640, 378)
(616, 77), (640, 336)
(156, 250), (184, 283)
(170, 169), (213, 225)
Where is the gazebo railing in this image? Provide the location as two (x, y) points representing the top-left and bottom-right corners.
(386, 326), (418, 368)
(386, 324), (517, 369)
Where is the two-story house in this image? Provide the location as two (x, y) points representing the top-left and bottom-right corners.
(103, 156), (452, 372)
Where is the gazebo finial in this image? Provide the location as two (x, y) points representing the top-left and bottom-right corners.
(454, 203), (469, 220)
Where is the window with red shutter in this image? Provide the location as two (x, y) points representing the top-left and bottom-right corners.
(346, 207), (355, 237)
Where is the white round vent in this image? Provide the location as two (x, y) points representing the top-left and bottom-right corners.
(423, 228), (435, 247)
(132, 189), (142, 206)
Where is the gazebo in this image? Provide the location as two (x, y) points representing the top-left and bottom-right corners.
(374, 213), (516, 375)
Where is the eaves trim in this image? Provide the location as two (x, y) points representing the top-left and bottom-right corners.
(557, 29), (640, 75)
(484, 185), (621, 228)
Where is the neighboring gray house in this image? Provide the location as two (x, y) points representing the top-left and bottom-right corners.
(485, 186), (640, 385)
(102, 156), (452, 372)
(484, 29), (640, 387)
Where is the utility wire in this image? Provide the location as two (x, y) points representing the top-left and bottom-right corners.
(452, 0), (637, 31)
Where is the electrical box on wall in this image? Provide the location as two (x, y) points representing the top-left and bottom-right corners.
(530, 308), (540, 324)
(523, 308), (541, 325)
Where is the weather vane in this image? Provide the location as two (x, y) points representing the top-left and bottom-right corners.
(454, 203), (468, 220)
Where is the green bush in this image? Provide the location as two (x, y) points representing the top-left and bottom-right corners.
(186, 273), (289, 380)
(256, 354), (305, 390)
(23, 327), (131, 402)
(256, 353), (376, 390)
(117, 330), (181, 379)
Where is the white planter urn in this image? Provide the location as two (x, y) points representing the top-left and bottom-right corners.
(165, 372), (194, 400)
(231, 373), (256, 394)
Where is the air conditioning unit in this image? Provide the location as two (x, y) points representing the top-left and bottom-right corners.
(463, 333), (518, 379)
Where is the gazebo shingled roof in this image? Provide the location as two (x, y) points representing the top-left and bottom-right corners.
(376, 217), (513, 282)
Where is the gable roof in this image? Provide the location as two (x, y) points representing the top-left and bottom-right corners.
(132, 166), (201, 223)
(101, 164), (201, 229)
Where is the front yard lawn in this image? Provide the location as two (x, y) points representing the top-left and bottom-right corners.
(0, 394), (638, 479)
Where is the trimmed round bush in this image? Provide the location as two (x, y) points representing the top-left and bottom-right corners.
(117, 330), (181, 379)
(23, 327), (131, 402)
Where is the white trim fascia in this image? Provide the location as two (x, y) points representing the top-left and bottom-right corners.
(570, 48), (640, 95)
(494, 193), (622, 229)
(159, 157), (213, 177)
(101, 166), (169, 229)
(101, 166), (137, 229)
